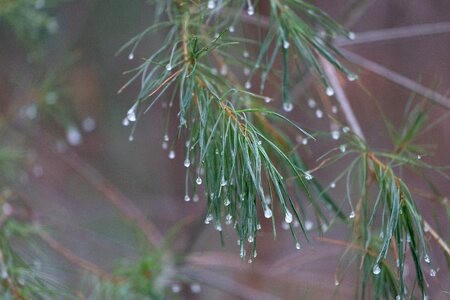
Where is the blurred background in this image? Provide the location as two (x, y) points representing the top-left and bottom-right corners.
(0, 0), (449, 299)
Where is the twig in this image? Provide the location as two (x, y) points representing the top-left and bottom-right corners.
(340, 49), (450, 110)
(423, 220), (450, 259)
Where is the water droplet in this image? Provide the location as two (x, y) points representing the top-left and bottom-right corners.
(184, 159), (190, 167)
(283, 102), (293, 112)
(224, 198), (230, 206)
(243, 67), (251, 76)
(326, 86), (335, 96)
(256, 223), (261, 230)
(184, 195), (191, 202)
(122, 117), (130, 126)
(243, 50), (250, 58)
(264, 97), (272, 103)
(168, 150), (176, 159)
(128, 135), (134, 142)
(247, 235), (254, 243)
(334, 278), (340, 286)
(264, 207), (272, 218)
(171, 283), (181, 293)
(373, 264), (381, 275)
(247, 4), (254, 15)
(417, 155), (421, 160)
(225, 214), (232, 225)
(283, 40), (290, 49)
(166, 64), (172, 71)
(220, 177), (227, 186)
(66, 126), (82, 146)
(331, 130), (340, 140)
(128, 53), (134, 60)
(304, 172), (313, 180)
(240, 247), (246, 258)
(163, 134), (169, 142)
(342, 126), (350, 133)
(307, 98), (316, 108)
(204, 214), (213, 224)
(349, 211), (356, 219)
(331, 105), (338, 114)
(215, 223), (222, 231)
(207, 0), (215, 9)
(339, 144), (347, 153)
(347, 73), (358, 81)
(347, 32), (356, 40)
(220, 64), (228, 76)
(330, 182), (336, 189)
(302, 138), (308, 145)
(304, 220), (313, 231)
(229, 25), (235, 32)
(196, 177), (202, 185)
(245, 81), (252, 89)
(315, 109), (323, 118)
(127, 103), (137, 122)
(395, 295), (401, 300)
(190, 283), (202, 293)
(25, 104), (38, 119)
(82, 117), (96, 132)
(295, 242), (301, 250)
(429, 269), (436, 277)
(193, 194), (199, 202)
(285, 211), (293, 224)
(424, 255), (430, 264)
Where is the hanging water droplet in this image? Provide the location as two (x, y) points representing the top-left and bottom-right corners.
(347, 73), (358, 81)
(349, 211), (356, 219)
(166, 64), (172, 71)
(424, 254), (431, 264)
(184, 195), (191, 202)
(215, 223), (222, 231)
(240, 247), (246, 258)
(339, 144), (347, 153)
(417, 155), (422, 160)
(220, 177), (227, 186)
(331, 105), (338, 114)
(196, 177), (202, 185)
(204, 214), (213, 224)
(243, 67), (251, 76)
(128, 135), (134, 142)
(225, 214), (232, 225)
(285, 211), (293, 224)
(66, 126), (82, 146)
(347, 32), (356, 40)
(331, 130), (340, 140)
(163, 134), (169, 142)
(127, 103), (137, 122)
(168, 150), (176, 159)
(188, 283), (201, 294)
(283, 40), (290, 49)
(315, 109), (323, 118)
(245, 81), (252, 89)
(373, 264), (381, 275)
(128, 53), (134, 60)
(243, 50), (250, 58)
(330, 182), (336, 188)
(295, 242), (301, 250)
(207, 0), (215, 9)
(122, 117), (129, 126)
(256, 223), (261, 230)
(224, 198), (231, 206)
(302, 138), (308, 145)
(247, 235), (254, 243)
(264, 207), (272, 219)
(326, 86), (335, 96)
(334, 278), (340, 286)
(171, 283), (181, 293)
(283, 102), (293, 112)
(429, 269), (436, 277)
(184, 158), (190, 167)
(193, 194), (199, 202)
(247, 4), (254, 15)
(342, 126), (350, 133)
(307, 98), (316, 108)
(395, 295), (401, 300)
(304, 220), (313, 231)
(229, 25), (235, 32)
(304, 172), (313, 180)
(264, 97), (272, 103)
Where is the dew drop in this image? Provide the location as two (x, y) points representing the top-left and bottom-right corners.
(190, 283), (202, 293)
(342, 126), (350, 133)
(331, 130), (340, 140)
(283, 40), (290, 49)
(417, 155), (421, 160)
(193, 194), (200, 202)
(429, 269), (436, 277)
(128, 135), (134, 142)
(184, 195), (191, 202)
(326, 86), (335, 96)
(307, 98), (316, 108)
(243, 50), (250, 58)
(166, 64), (172, 71)
(285, 211), (293, 224)
(315, 109), (323, 118)
(347, 73), (358, 81)
(66, 126), (82, 146)
(196, 177), (202, 185)
(245, 81), (252, 90)
(207, 0), (215, 9)
(349, 211), (356, 219)
(330, 182), (336, 189)
(168, 150), (176, 159)
(424, 255), (430, 264)
(128, 53), (134, 60)
(264, 97), (272, 103)
(373, 264), (381, 275)
(224, 198), (230, 206)
(184, 159), (190, 168)
(229, 25), (235, 32)
(171, 283), (181, 293)
(215, 223), (222, 231)
(331, 105), (338, 114)
(247, 235), (254, 243)
(302, 138), (308, 145)
(226, 214), (232, 225)
(347, 32), (356, 40)
(204, 214), (213, 224)
(163, 134), (169, 142)
(295, 242), (301, 250)
(82, 117), (96, 132)
(257, 223), (261, 230)
(247, 5), (254, 15)
(283, 102), (293, 112)
(339, 144), (347, 153)
(304, 172), (313, 181)
(264, 207), (273, 219)
(243, 67), (251, 76)
(220, 64), (228, 76)
(127, 104), (137, 122)
(162, 141), (168, 149)
(304, 220), (313, 231)
(122, 117), (130, 126)
(395, 295), (401, 300)
(220, 177), (227, 186)
(334, 279), (340, 286)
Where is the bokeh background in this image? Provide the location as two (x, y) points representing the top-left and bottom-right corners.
(1, 0), (449, 299)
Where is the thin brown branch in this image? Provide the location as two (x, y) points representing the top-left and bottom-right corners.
(423, 220), (450, 259)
